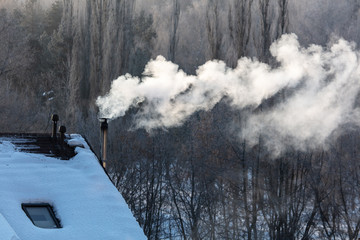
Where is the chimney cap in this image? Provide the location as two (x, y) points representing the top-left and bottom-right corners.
(101, 122), (108, 130)
(59, 126), (66, 133)
(100, 118), (108, 130)
(51, 114), (59, 122)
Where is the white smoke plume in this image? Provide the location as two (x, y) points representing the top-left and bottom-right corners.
(96, 34), (360, 154)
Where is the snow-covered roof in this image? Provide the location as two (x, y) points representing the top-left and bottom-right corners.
(0, 134), (146, 240)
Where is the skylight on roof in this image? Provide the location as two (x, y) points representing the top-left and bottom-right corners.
(22, 203), (61, 229)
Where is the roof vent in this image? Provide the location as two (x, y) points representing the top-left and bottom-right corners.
(59, 125), (66, 148)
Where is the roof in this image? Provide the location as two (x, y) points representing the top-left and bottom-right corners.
(0, 134), (146, 240)
(0, 133), (75, 159)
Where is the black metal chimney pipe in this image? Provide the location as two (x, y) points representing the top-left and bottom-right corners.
(59, 125), (66, 148)
(100, 118), (108, 169)
(51, 114), (59, 141)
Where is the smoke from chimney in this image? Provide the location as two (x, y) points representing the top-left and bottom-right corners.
(96, 34), (360, 155)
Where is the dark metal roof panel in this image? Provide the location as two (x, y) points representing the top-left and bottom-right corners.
(0, 133), (75, 160)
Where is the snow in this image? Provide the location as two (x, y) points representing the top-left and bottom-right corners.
(66, 136), (86, 148)
(0, 213), (20, 240)
(0, 135), (146, 240)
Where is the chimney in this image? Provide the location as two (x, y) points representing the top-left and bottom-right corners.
(51, 114), (59, 142)
(100, 118), (108, 169)
(59, 125), (66, 148)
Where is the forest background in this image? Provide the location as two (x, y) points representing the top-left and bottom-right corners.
(1, 0), (360, 239)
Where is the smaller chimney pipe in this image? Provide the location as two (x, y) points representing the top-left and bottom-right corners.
(59, 125), (66, 148)
(51, 114), (59, 141)
(100, 118), (108, 169)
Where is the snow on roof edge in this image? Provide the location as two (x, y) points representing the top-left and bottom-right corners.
(0, 213), (21, 240)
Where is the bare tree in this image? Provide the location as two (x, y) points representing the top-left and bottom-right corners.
(0, 8), (29, 78)
(169, 0), (180, 62)
(228, 0), (253, 60)
(258, 0), (272, 61)
(206, 0), (222, 59)
(276, 0), (289, 36)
